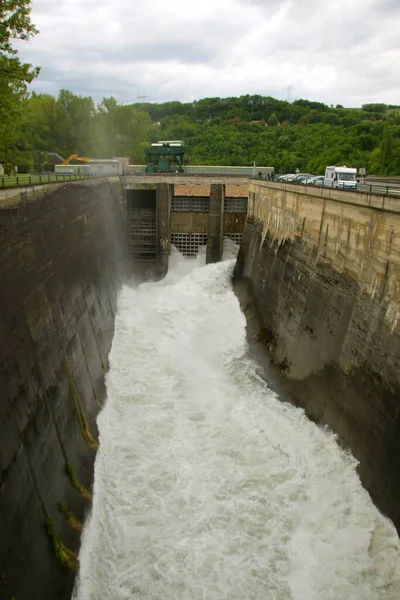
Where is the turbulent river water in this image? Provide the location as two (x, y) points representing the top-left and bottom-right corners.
(75, 242), (400, 600)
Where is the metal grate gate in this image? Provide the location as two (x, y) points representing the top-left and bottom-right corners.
(171, 233), (208, 257)
(126, 208), (156, 261)
(171, 197), (210, 212)
(224, 197), (248, 212)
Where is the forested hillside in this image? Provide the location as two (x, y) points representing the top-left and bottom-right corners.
(1, 4), (399, 176)
(2, 92), (399, 175)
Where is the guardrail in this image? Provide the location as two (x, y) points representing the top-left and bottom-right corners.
(127, 165), (274, 176)
(124, 172), (251, 179)
(0, 173), (112, 190)
(251, 177), (400, 198)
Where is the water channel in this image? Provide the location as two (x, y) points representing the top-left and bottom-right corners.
(75, 242), (400, 600)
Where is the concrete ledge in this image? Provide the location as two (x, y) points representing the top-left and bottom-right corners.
(250, 180), (400, 214)
(123, 175), (250, 187)
(0, 177), (120, 208)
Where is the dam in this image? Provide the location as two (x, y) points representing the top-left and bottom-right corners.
(0, 176), (400, 599)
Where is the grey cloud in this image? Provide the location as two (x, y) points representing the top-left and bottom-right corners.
(32, 66), (140, 100)
(377, 0), (400, 11)
(104, 42), (214, 64)
(234, 0), (283, 8)
(25, 40), (215, 69)
(18, 0), (400, 106)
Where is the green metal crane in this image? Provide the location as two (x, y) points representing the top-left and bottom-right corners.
(145, 141), (185, 173)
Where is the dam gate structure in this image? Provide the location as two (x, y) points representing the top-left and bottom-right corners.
(121, 175), (249, 276)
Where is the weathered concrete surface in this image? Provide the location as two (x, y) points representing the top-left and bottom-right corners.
(235, 180), (400, 531)
(223, 212), (247, 234)
(206, 184), (225, 264)
(170, 211), (209, 233)
(175, 183), (211, 197)
(0, 180), (132, 599)
(124, 174), (249, 187)
(156, 183), (172, 278)
(174, 183), (248, 198)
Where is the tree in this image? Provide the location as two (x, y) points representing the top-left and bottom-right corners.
(91, 97), (153, 161)
(297, 116), (309, 126)
(268, 113), (279, 127)
(56, 89), (95, 154)
(362, 103), (387, 114)
(0, 1), (39, 160)
(0, 1), (39, 89)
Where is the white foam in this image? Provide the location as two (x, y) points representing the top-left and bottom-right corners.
(74, 241), (400, 600)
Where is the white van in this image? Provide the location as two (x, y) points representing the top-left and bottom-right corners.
(324, 166), (357, 189)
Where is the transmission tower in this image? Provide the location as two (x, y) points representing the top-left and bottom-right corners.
(287, 85), (293, 103)
(137, 93), (148, 103)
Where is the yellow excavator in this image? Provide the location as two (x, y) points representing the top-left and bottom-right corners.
(61, 154), (90, 165)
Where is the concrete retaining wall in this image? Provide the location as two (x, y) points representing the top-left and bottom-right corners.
(0, 180), (132, 599)
(235, 180), (400, 531)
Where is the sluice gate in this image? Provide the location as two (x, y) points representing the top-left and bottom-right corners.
(122, 177), (248, 274)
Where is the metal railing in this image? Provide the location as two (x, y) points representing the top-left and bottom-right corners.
(0, 172), (115, 190)
(251, 177), (400, 199)
(126, 165), (274, 177)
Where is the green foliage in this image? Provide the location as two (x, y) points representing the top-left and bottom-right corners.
(268, 113), (279, 127)
(0, 0), (38, 54)
(0, 2), (397, 175)
(3, 87), (400, 176)
(0, 1), (39, 165)
(92, 97), (153, 161)
(362, 103), (387, 113)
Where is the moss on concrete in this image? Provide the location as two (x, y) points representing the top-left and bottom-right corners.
(62, 355), (98, 449)
(59, 502), (83, 533)
(65, 462), (92, 501)
(45, 517), (79, 571)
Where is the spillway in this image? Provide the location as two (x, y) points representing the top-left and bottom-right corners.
(74, 242), (400, 600)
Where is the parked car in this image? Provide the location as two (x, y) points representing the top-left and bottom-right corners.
(278, 174), (295, 181)
(292, 173), (312, 183)
(306, 175), (325, 185)
(301, 175), (317, 184)
(295, 174), (313, 183)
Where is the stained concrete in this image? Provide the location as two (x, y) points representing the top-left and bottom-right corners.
(206, 184), (225, 264)
(0, 180), (133, 600)
(156, 183), (173, 278)
(234, 180), (400, 532)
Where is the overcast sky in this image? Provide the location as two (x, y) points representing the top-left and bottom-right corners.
(17, 0), (400, 107)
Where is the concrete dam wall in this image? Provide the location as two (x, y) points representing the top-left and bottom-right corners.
(0, 180), (132, 600)
(235, 180), (400, 530)
(2, 173), (400, 598)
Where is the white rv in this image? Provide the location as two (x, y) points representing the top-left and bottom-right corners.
(324, 166), (357, 189)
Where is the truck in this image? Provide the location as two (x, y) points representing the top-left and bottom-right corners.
(324, 165), (357, 189)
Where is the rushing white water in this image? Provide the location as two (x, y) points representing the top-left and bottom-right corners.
(75, 242), (400, 600)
